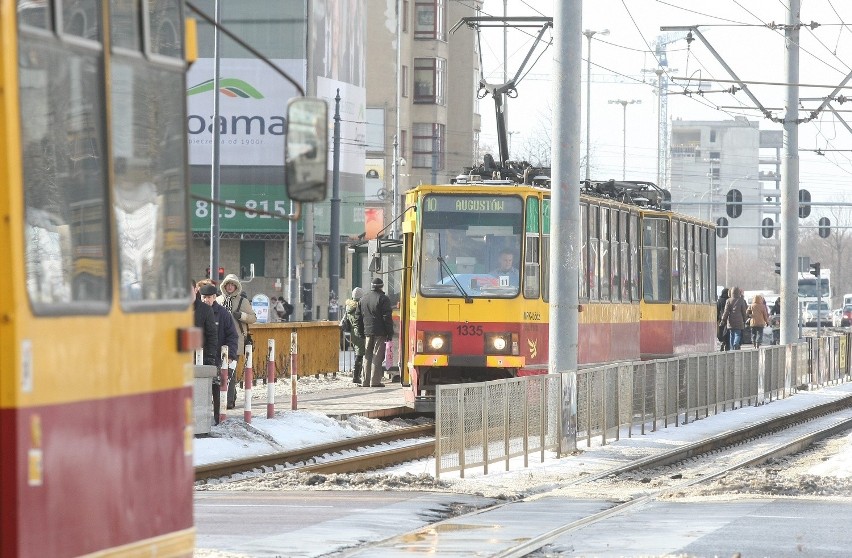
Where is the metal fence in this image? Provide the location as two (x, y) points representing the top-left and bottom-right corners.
(435, 374), (561, 478)
(435, 335), (851, 478)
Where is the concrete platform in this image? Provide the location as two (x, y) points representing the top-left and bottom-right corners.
(218, 349), (412, 421)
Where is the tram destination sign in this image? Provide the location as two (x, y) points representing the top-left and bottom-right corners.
(424, 195), (522, 213)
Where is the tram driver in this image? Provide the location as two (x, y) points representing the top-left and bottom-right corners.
(490, 248), (519, 287)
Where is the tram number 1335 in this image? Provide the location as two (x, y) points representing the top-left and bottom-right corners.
(457, 324), (483, 336)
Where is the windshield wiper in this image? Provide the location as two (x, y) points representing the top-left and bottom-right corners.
(436, 256), (473, 303)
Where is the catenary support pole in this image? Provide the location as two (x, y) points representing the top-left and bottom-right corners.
(550, 0), (581, 455)
(329, 90), (341, 322)
(209, 0), (221, 285)
(781, 0), (800, 345)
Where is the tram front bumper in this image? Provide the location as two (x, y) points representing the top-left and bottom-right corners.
(412, 354), (525, 368)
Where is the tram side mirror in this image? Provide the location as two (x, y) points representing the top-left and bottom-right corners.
(285, 97), (328, 203)
(368, 239), (382, 272)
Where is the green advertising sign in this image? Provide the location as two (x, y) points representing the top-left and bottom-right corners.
(191, 183), (364, 236)
(191, 183), (297, 232)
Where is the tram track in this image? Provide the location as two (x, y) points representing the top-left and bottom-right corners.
(336, 393), (852, 557)
(498, 397), (852, 557)
(195, 424), (435, 482)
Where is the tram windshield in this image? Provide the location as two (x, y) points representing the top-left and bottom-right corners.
(418, 194), (523, 298)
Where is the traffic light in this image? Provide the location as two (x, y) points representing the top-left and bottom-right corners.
(761, 217), (774, 239)
(810, 262), (821, 278)
(774, 262), (781, 275)
(218, 267), (225, 280)
(798, 189), (811, 218)
(715, 216), (728, 238)
(818, 216), (831, 238)
(725, 189), (742, 218)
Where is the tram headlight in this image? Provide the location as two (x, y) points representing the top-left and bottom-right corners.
(416, 331), (451, 354)
(485, 332), (518, 355)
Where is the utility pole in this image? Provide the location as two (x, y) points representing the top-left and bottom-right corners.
(329, 90), (341, 322)
(209, 0), (221, 284)
(550, 0), (581, 454)
(583, 29), (608, 181)
(607, 99), (641, 180)
(391, 0), (403, 240)
(780, 0), (800, 345)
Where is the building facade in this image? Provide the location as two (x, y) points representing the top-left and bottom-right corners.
(188, 1), (481, 320)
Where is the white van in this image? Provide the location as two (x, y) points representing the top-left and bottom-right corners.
(844, 293), (852, 307)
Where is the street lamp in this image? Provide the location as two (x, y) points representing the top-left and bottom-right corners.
(583, 29), (609, 181)
(607, 99), (641, 180)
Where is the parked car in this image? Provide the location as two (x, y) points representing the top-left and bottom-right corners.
(802, 301), (832, 327)
(833, 304), (852, 327)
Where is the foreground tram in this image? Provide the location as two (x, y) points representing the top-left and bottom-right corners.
(390, 178), (716, 412)
(0, 3), (197, 556)
(0, 2), (328, 556)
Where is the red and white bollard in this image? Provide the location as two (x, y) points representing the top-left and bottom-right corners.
(290, 331), (298, 410)
(243, 343), (253, 424)
(219, 346), (229, 424)
(266, 339), (275, 419)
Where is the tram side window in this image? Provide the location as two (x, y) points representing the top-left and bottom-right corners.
(111, 60), (188, 305)
(524, 198), (541, 299)
(600, 207), (610, 301)
(687, 224), (696, 302)
(642, 217), (671, 303)
(619, 211), (629, 301)
(589, 205), (600, 300)
(542, 198), (551, 302)
(629, 212), (639, 301)
(707, 228), (716, 302)
(672, 220), (681, 302)
(62, 0), (100, 40)
(110, 0), (142, 51)
(580, 204), (589, 299)
(18, 0), (53, 29)
(20, 36), (110, 311)
(147, 0), (183, 58)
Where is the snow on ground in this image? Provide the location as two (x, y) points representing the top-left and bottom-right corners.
(195, 364), (852, 502)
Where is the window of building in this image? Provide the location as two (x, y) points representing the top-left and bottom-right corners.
(710, 130), (717, 142)
(401, 65), (408, 98)
(366, 107), (385, 152)
(414, 0), (445, 40)
(412, 123), (444, 169)
(400, 129), (407, 161)
(403, 0), (409, 33)
(413, 57), (445, 104)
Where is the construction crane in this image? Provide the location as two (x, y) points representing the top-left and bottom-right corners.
(648, 31), (692, 190)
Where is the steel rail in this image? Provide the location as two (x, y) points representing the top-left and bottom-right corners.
(195, 424), (434, 482)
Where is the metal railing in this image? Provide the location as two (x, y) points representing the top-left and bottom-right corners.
(435, 374), (561, 478)
(435, 335), (851, 478)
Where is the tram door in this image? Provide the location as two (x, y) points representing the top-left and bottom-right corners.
(639, 215), (674, 359)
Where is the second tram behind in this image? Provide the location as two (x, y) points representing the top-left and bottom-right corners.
(388, 178), (716, 412)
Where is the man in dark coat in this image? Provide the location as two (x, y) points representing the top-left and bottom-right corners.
(355, 277), (394, 387)
(199, 281), (238, 423)
(193, 282), (218, 367)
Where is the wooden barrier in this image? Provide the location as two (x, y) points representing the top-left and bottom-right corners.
(248, 321), (339, 379)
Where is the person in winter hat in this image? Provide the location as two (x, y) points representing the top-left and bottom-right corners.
(355, 277), (394, 387)
(344, 287), (366, 383)
(217, 274), (257, 408)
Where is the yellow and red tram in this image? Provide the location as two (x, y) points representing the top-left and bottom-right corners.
(393, 179), (716, 412)
(0, 2), (199, 556)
